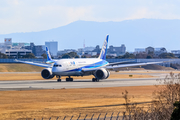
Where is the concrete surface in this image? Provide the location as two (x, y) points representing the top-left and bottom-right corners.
(0, 72), (169, 91)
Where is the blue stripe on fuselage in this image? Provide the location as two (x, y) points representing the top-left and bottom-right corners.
(65, 60), (108, 72)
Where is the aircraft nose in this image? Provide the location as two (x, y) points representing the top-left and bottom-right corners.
(52, 67), (58, 73)
(52, 63), (63, 75)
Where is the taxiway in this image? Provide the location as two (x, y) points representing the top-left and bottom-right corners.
(0, 72), (168, 91)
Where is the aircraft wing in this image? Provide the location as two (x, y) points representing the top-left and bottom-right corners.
(15, 59), (52, 68)
(82, 61), (165, 72)
(108, 60), (135, 66)
(105, 61), (165, 70)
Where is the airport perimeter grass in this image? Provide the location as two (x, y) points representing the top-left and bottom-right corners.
(0, 63), (43, 72)
(0, 73), (153, 81)
(0, 63), (154, 80)
(0, 86), (157, 120)
(0, 63), (177, 119)
(0, 63), (179, 81)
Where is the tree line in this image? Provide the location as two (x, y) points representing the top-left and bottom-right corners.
(0, 52), (42, 59)
(114, 52), (177, 59)
(0, 51), (179, 59)
(60, 52), (179, 59)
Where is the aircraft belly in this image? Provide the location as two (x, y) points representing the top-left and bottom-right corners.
(53, 71), (82, 76)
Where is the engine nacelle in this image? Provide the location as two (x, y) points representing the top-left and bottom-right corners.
(94, 68), (110, 79)
(41, 68), (54, 79)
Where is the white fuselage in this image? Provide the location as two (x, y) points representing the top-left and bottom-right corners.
(52, 58), (109, 76)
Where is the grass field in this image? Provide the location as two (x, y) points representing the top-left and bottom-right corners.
(0, 63), (156, 81)
(0, 72), (153, 81)
(0, 86), (157, 120)
(0, 63), (43, 72)
(0, 63), (176, 119)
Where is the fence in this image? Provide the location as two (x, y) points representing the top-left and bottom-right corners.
(23, 110), (169, 120)
(37, 112), (127, 120)
(21, 101), (172, 120)
(0, 58), (46, 63)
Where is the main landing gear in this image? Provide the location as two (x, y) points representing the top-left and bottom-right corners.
(66, 76), (73, 82)
(56, 76), (73, 82)
(57, 75), (61, 82)
(92, 78), (99, 82)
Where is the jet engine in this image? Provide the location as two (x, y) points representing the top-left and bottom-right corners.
(41, 68), (54, 79)
(94, 68), (110, 79)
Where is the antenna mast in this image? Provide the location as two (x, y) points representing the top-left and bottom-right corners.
(83, 39), (85, 48)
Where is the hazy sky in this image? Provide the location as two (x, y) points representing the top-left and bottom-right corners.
(0, 0), (180, 34)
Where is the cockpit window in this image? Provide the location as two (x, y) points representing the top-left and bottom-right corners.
(53, 64), (62, 67)
(53, 65), (58, 67)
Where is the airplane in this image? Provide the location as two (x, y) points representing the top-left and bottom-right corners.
(16, 35), (165, 82)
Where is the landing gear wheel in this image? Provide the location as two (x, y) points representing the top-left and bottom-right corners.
(92, 78), (99, 82)
(56, 76), (61, 82)
(57, 79), (61, 82)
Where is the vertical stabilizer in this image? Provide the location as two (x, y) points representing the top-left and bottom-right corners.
(98, 34), (109, 60)
(46, 47), (53, 63)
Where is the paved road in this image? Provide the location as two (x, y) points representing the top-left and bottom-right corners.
(0, 72), (169, 91)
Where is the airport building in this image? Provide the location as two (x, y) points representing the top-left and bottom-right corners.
(24, 43), (45, 57)
(154, 48), (167, 57)
(45, 41), (58, 56)
(5, 49), (32, 58)
(135, 47), (167, 57)
(134, 48), (146, 54)
(171, 50), (180, 57)
(83, 47), (95, 52)
(107, 44), (126, 56)
(145, 46), (155, 54)
(12, 43), (30, 48)
(57, 49), (77, 56)
(91, 45), (101, 56)
(0, 38), (32, 58)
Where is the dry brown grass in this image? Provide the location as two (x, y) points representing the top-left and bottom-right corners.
(0, 86), (157, 120)
(115, 70), (180, 74)
(0, 63), (43, 72)
(0, 73), (153, 81)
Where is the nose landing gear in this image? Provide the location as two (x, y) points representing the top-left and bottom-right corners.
(56, 75), (61, 82)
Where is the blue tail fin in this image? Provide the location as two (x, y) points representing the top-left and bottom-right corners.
(98, 34), (109, 60)
(46, 47), (54, 63)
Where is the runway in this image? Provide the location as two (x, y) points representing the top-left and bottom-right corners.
(0, 72), (168, 91)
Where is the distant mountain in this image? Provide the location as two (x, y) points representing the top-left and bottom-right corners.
(0, 19), (180, 51)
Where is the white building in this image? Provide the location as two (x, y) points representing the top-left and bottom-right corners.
(4, 38), (12, 45)
(134, 48), (145, 54)
(5, 49), (32, 57)
(45, 41), (58, 56)
(154, 48), (167, 57)
(83, 47), (95, 52)
(0, 38), (32, 58)
(171, 50), (180, 57)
